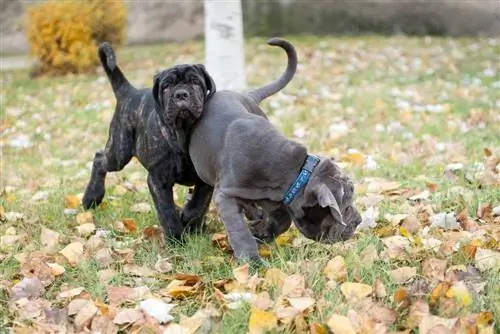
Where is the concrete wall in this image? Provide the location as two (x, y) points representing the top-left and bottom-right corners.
(1, 0), (499, 54)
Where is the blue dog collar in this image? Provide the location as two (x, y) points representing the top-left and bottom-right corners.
(282, 154), (320, 205)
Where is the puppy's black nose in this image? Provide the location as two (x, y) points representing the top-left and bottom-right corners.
(174, 89), (189, 101)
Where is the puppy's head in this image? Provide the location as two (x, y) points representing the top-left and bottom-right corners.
(152, 64), (216, 125)
(289, 158), (361, 243)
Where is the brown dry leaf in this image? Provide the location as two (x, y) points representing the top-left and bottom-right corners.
(419, 314), (456, 334)
(429, 282), (452, 307)
(422, 258), (447, 282)
(393, 288), (410, 309)
(155, 258), (173, 273)
(477, 203), (493, 221)
(309, 322), (327, 334)
(76, 223), (95, 237)
(47, 263), (66, 276)
(165, 281), (199, 299)
(74, 301), (98, 330)
(68, 298), (89, 316)
(91, 315), (119, 333)
(113, 308), (144, 325)
(390, 267), (417, 284)
(233, 263), (249, 285)
(122, 218), (137, 233)
(323, 255), (347, 282)
(248, 307), (278, 334)
(251, 291), (273, 310)
(14, 298), (44, 321)
(327, 314), (356, 334)
(385, 213), (409, 226)
(64, 195), (80, 209)
(123, 264), (157, 277)
(40, 227), (60, 253)
(107, 286), (151, 307)
(212, 233), (232, 253)
(373, 278), (387, 298)
(381, 235), (411, 259)
(282, 274), (306, 298)
(10, 276), (44, 301)
(94, 248), (114, 268)
(401, 216), (422, 234)
(407, 299), (430, 329)
(475, 248), (500, 272)
(340, 282), (372, 301)
(76, 212), (94, 225)
(57, 287), (85, 300)
(264, 268), (286, 288)
(59, 242), (84, 266)
(287, 296), (315, 312)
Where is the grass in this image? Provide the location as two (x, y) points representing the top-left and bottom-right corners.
(1, 35), (499, 332)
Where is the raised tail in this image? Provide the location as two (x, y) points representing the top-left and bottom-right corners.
(247, 38), (297, 104)
(98, 42), (133, 97)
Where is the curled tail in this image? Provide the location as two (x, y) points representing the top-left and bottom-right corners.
(247, 38), (297, 104)
(98, 42), (133, 97)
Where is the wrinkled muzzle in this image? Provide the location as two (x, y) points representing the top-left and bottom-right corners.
(294, 204), (362, 243)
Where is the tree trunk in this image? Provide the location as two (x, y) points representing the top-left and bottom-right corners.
(204, 0), (246, 91)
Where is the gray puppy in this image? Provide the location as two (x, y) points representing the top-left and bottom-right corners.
(189, 42), (362, 262)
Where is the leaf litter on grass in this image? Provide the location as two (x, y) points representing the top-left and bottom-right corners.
(1, 36), (499, 332)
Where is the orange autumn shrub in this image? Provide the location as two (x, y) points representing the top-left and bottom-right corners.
(25, 0), (127, 76)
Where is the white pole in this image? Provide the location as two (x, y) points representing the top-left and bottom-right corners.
(204, 0), (246, 91)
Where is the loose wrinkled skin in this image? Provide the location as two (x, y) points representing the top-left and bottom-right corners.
(82, 42), (214, 238)
(189, 39), (361, 262)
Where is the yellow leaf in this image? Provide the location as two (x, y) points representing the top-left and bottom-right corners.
(275, 231), (295, 246)
(258, 245), (272, 258)
(264, 268), (286, 289)
(340, 282), (373, 301)
(341, 151), (365, 165)
(429, 282), (451, 307)
(323, 255), (347, 282)
(445, 282), (472, 307)
(326, 314), (356, 334)
(76, 212), (93, 225)
(248, 308), (277, 334)
(64, 194), (80, 209)
(59, 242), (84, 265)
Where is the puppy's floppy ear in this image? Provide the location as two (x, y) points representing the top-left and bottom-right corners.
(152, 72), (162, 109)
(195, 64), (216, 99)
(314, 184), (345, 226)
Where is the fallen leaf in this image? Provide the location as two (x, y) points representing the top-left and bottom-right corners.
(76, 223), (95, 237)
(327, 314), (356, 334)
(340, 282), (372, 301)
(155, 258), (173, 273)
(401, 216), (421, 234)
(390, 267), (417, 284)
(381, 235), (411, 259)
(140, 298), (176, 323)
(57, 287), (85, 300)
(282, 274), (305, 298)
(59, 242), (84, 265)
(233, 263), (249, 285)
(409, 190), (430, 201)
(323, 255), (347, 282)
(130, 202), (151, 213)
(113, 308), (144, 325)
(264, 268), (286, 288)
(251, 291), (273, 310)
(40, 227), (60, 253)
(475, 248), (500, 272)
(47, 262), (66, 276)
(248, 307), (277, 334)
(74, 301), (98, 330)
(64, 195), (80, 209)
(212, 233), (232, 253)
(422, 258), (447, 282)
(287, 296), (315, 312)
(309, 322), (327, 334)
(123, 264), (157, 277)
(10, 276), (43, 301)
(76, 212), (94, 225)
(68, 298), (89, 316)
(430, 212), (459, 230)
(393, 288), (410, 309)
(419, 314), (456, 334)
(373, 278), (387, 298)
(360, 244), (379, 264)
(407, 299), (430, 329)
(122, 218), (137, 233)
(445, 281), (472, 308)
(429, 282), (452, 307)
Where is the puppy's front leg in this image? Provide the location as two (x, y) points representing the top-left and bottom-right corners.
(147, 172), (184, 239)
(214, 190), (260, 262)
(181, 181), (214, 233)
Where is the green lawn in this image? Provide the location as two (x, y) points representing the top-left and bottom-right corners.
(1, 36), (499, 333)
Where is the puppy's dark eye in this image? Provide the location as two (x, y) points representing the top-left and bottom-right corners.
(192, 78), (201, 85)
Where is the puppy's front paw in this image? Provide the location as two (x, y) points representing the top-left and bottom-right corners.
(82, 182), (105, 209)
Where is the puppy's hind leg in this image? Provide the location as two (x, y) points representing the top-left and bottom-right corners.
(214, 190), (261, 263)
(82, 131), (133, 209)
